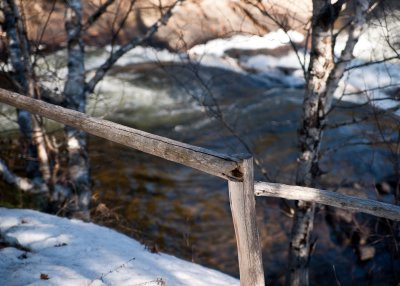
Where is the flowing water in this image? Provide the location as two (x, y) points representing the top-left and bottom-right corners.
(0, 55), (398, 284)
(85, 61), (397, 284)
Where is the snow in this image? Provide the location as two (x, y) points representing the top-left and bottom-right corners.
(189, 29), (304, 57)
(34, 24), (400, 118)
(188, 26), (400, 114)
(240, 54), (306, 87)
(0, 208), (239, 286)
(336, 60), (400, 115)
(187, 29), (307, 87)
(331, 22), (400, 115)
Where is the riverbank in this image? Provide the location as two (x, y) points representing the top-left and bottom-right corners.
(0, 207), (239, 286)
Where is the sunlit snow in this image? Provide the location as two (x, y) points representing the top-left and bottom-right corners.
(189, 29), (305, 57)
(0, 208), (239, 286)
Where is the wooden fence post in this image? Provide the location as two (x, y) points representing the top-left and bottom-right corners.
(228, 156), (265, 286)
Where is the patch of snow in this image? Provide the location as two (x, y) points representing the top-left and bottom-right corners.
(242, 53), (304, 71)
(85, 46), (185, 71)
(329, 12), (400, 115)
(240, 53), (306, 87)
(188, 54), (244, 72)
(189, 29), (304, 57)
(31, 24), (400, 120)
(333, 58), (400, 115)
(0, 208), (239, 286)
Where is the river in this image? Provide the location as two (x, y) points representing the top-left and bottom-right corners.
(0, 41), (398, 284)
(85, 59), (396, 284)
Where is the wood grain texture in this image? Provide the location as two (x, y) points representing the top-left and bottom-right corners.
(0, 88), (242, 181)
(255, 182), (400, 221)
(228, 157), (265, 286)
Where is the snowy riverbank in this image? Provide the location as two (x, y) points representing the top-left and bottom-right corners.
(0, 208), (239, 286)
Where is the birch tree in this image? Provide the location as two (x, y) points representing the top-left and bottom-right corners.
(2, 0), (50, 190)
(243, 1), (382, 283)
(288, 1), (373, 285)
(0, 0), (183, 219)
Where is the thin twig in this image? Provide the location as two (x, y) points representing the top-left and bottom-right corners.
(85, 0), (184, 93)
(83, 0), (115, 31)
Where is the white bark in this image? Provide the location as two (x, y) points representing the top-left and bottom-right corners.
(3, 0), (33, 160)
(324, 0), (370, 113)
(62, 0), (183, 219)
(0, 159), (47, 193)
(288, 1), (334, 285)
(288, 1), (372, 285)
(3, 0), (51, 183)
(63, 0), (90, 219)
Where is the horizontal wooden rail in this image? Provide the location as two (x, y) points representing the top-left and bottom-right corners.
(255, 182), (400, 221)
(0, 88), (242, 181)
(0, 87), (265, 286)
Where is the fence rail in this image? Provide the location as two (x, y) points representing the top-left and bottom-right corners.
(0, 88), (242, 182)
(0, 87), (399, 286)
(255, 182), (400, 221)
(0, 88), (264, 285)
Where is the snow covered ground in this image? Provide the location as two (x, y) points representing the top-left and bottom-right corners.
(0, 208), (239, 286)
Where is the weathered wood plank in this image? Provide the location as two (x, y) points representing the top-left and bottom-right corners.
(228, 157), (265, 286)
(254, 182), (400, 221)
(0, 88), (242, 181)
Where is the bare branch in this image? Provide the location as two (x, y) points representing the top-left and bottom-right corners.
(85, 0), (183, 94)
(326, 102), (400, 128)
(324, 0), (371, 107)
(32, 0), (57, 66)
(109, 0), (136, 48)
(83, 0), (115, 31)
(325, 115), (373, 129)
(336, 83), (400, 100)
(244, 0), (307, 79)
(345, 56), (399, 71)
(323, 139), (399, 154)
(0, 159), (47, 193)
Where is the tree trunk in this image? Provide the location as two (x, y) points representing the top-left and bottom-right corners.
(3, 0), (50, 185)
(287, 1), (371, 285)
(63, 0), (90, 220)
(287, 0), (336, 285)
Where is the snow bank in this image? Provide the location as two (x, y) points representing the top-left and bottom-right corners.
(0, 208), (239, 286)
(36, 24), (400, 117)
(189, 27), (400, 113)
(189, 29), (304, 57)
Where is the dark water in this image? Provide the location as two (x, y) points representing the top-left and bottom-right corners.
(85, 62), (398, 284)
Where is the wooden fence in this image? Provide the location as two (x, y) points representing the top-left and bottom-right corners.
(0, 88), (399, 286)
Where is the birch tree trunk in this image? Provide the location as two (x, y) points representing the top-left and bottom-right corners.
(60, 0), (181, 219)
(287, 2), (334, 284)
(3, 0), (35, 176)
(63, 0), (90, 219)
(2, 0), (50, 185)
(1, 0), (181, 218)
(287, 0), (371, 285)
